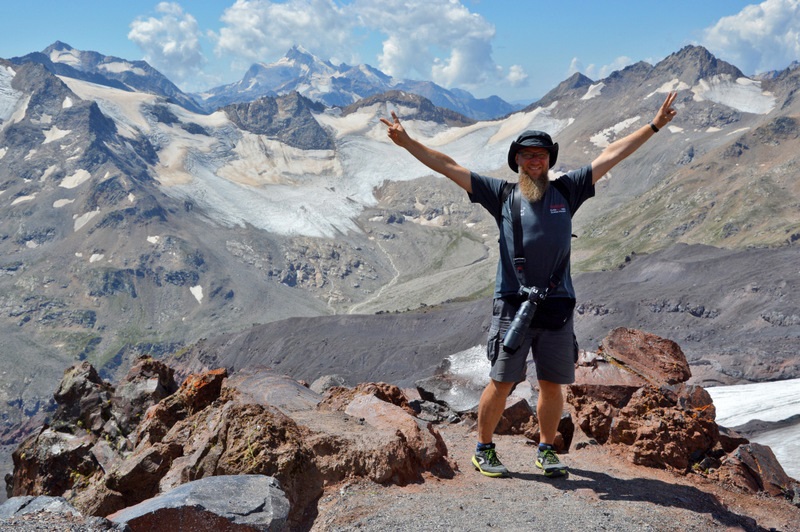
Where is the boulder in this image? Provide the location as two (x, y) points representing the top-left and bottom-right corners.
(226, 367), (322, 413)
(0, 495), (81, 519)
(568, 329), (718, 471)
(714, 443), (798, 497)
(599, 327), (692, 385)
(107, 475), (289, 531)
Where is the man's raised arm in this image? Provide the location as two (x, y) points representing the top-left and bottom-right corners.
(380, 111), (472, 193)
(591, 91), (678, 184)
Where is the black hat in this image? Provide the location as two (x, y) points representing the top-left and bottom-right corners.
(507, 130), (559, 172)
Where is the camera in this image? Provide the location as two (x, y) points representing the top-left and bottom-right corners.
(502, 285), (546, 352)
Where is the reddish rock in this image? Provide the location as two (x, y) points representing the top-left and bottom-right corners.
(495, 396), (534, 436)
(225, 368), (322, 413)
(568, 329), (717, 472)
(112, 356), (179, 434)
(10, 428), (97, 497)
(135, 368), (227, 446)
(600, 327), (692, 385)
(715, 443), (797, 497)
(318, 382), (416, 416)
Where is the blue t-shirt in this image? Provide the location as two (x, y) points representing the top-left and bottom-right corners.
(468, 166), (595, 300)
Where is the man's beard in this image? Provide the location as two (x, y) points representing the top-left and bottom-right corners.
(519, 168), (549, 202)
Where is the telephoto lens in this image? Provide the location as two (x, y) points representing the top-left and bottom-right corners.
(502, 299), (536, 352)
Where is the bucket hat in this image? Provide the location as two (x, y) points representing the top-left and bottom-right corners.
(507, 130), (559, 172)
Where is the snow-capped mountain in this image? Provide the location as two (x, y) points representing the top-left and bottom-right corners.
(0, 42), (798, 466)
(195, 45), (521, 120)
(11, 41), (204, 114)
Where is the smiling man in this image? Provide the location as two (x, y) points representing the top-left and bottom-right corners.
(381, 91), (677, 478)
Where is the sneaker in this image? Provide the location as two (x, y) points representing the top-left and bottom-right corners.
(472, 447), (509, 478)
(535, 447), (568, 477)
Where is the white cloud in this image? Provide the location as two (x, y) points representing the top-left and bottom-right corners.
(506, 65), (528, 87)
(214, 0), (354, 66)
(212, 0), (515, 93)
(568, 55), (633, 81)
(354, 0), (501, 89)
(702, 0), (800, 74)
(128, 2), (206, 84)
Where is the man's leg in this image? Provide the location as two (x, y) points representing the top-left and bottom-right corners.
(536, 379), (563, 444)
(472, 378), (515, 477)
(535, 379), (568, 477)
(477, 379), (515, 444)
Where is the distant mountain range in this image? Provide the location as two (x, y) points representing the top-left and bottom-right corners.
(193, 45), (523, 120)
(12, 42), (521, 121)
(1, 40), (799, 467)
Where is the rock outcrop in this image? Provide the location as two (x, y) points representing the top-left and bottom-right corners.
(7, 357), (455, 529)
(566, 327), (795, 499)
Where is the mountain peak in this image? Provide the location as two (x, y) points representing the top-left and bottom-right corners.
(659, 44), (743, 81)
(44, 41), (75, 52)
(285, 45), (319, 66)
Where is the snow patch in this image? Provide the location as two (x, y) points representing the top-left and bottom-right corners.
(50, 48), (82, 67)
(0, 148), (6, 160)
(59, 76), (155, 138)
(581, 83), (605, 100)
(73, 209), (101, 231)
(0, 66), (23, 122)
(727, 127), (751, 136)
(43, 126), (71, 144)
(41, 165), (59, 181)
(11, 194), (36, 205)
(59, 169), (91, 189)
(708, 378), (800, 479)
(647, 79), (691, 100)
(128, 193), (136, 203)
(89, 254), (104, 263)
(147, 236), (160, 244)
(590, 117), (641, 148)
(53, 199), (74, 208)
(62, 97), (73, 109)
(99, 61), (148, 76)
(692, 75), (775, 115)
(190, 285), (203, 303)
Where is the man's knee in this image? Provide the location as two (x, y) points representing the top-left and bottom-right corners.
(538, 380), (563, 398)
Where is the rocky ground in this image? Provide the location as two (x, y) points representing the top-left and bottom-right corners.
(2, 328), (799, 531)
(313, 427), (800, 532)
(2, 428), (798, 532)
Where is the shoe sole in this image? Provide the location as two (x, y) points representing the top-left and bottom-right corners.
(472, 455), (508, 478)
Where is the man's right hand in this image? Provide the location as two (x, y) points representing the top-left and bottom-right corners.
(380, 111), (411, 147)
(378, 110), (472, 192)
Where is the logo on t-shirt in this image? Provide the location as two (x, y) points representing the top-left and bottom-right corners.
(550, 202), (567, 215)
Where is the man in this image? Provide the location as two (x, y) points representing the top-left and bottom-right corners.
(380, 91), (678, 478)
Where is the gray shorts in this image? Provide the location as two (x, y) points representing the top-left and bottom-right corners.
(485, 298), (578, 384)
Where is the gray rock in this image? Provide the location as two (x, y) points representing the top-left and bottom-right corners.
(107, 475), (289, 531)
(0, 495), (81, 519)
(309, 374), (346, 394)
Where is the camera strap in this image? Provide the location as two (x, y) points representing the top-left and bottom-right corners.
(508, 183), (571, 297)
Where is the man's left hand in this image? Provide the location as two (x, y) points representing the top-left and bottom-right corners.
(653, 92), (678, 130)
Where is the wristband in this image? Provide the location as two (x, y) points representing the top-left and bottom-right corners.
(650, 122), (659, 133)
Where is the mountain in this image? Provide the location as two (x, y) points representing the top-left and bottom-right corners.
(194, 45), (521, 120)
(1, 41), (799, 483)
(10, 41), (205, 114)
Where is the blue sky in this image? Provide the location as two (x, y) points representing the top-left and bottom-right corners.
(1, 0), (799, 103)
